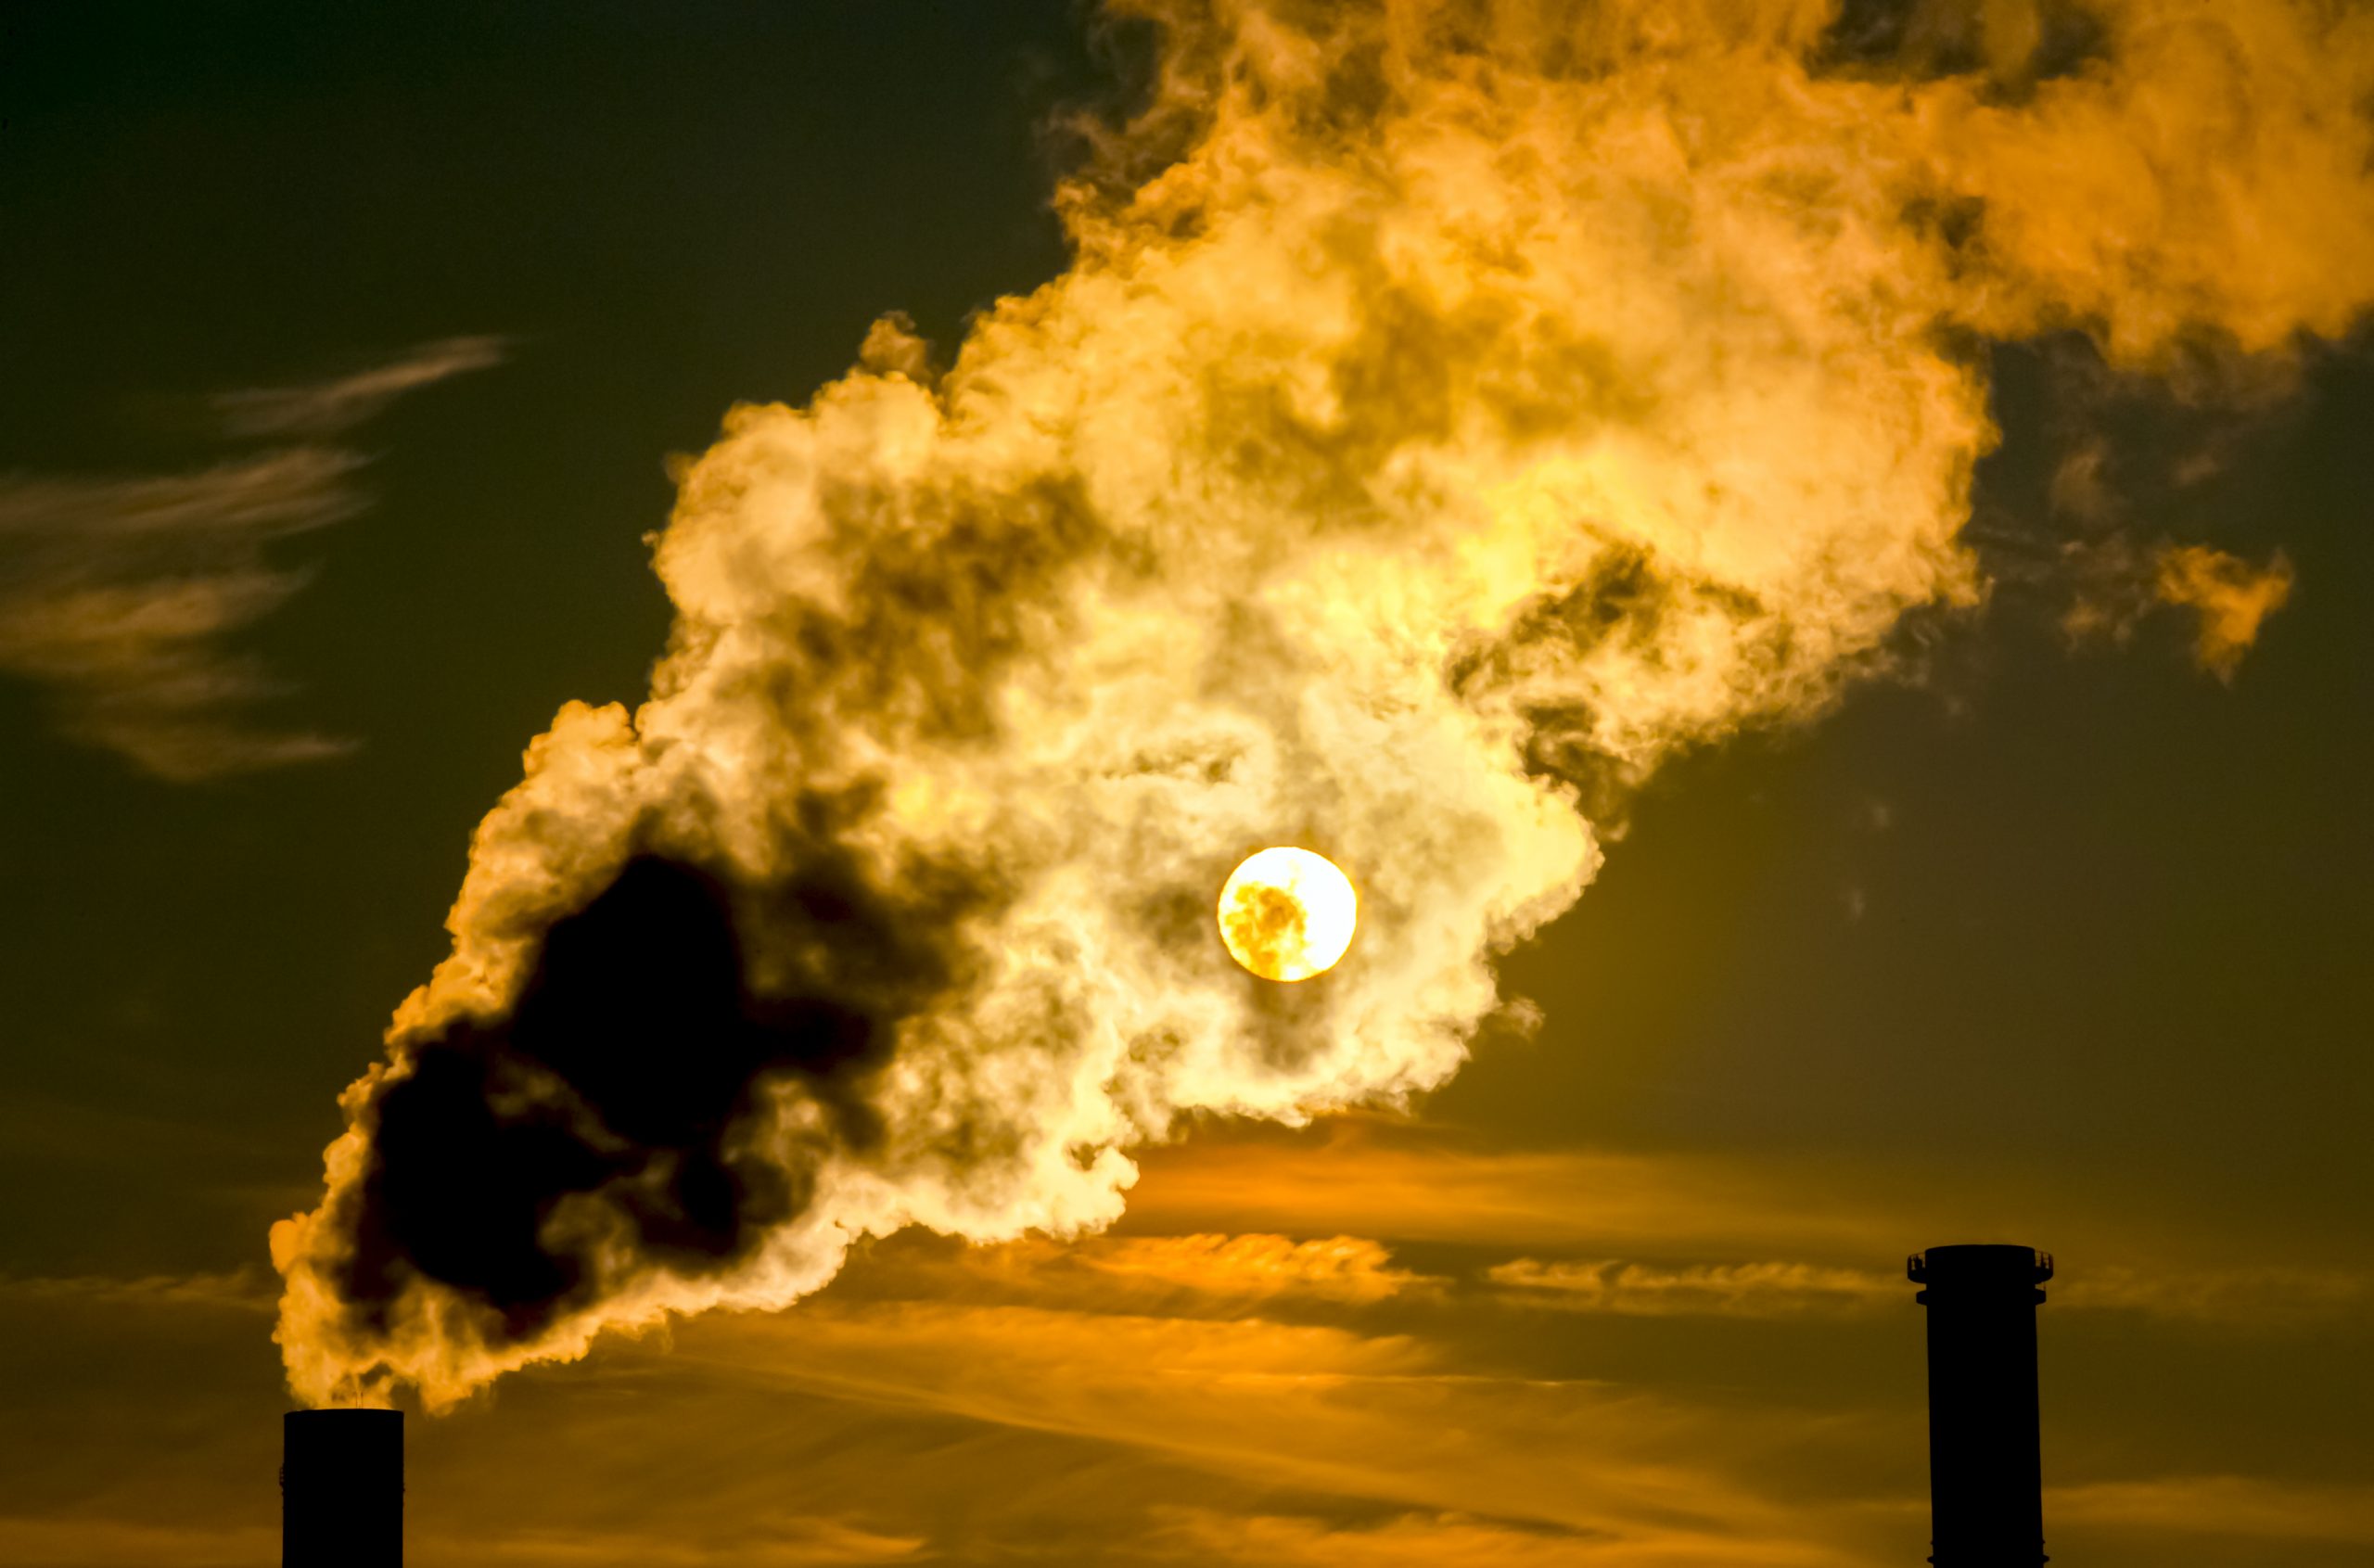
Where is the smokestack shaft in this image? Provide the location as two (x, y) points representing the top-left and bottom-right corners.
(283, 1409), (402, 1568)
(1910, 1244), (2049, 1566)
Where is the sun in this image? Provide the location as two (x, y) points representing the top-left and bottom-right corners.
(1217, 847), (1359, 982)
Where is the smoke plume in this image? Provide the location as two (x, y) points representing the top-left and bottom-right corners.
(273, 0), (2374, 1408)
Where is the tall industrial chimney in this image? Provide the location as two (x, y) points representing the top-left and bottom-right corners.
(1909, 1244), (2051, 1567)
(282, 1408), (402, 1568)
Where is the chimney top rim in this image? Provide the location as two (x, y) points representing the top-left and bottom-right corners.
(1907, 1244), (2053, 1285)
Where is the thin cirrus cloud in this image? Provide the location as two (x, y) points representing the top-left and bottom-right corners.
(406, 1520), (930, 1567)
(1122, 1130), (2370, 1332)
(1074, 1232), (1436, 1306)
(632, 1293), (1902, 1567)
(0, 1518), (283, 1568)
(1487, 1258), (1904, 1319)
(913, 1214), (2363, 1334)
(0, 338), (504, 782)
(2051, 1261), (2368, 1328)
(857, 1230), (1442, 1311)
(0, 1516), (925, 1568)
(207, 335), (507, 440)
(1143, 1507), (1867, 1567)
(1487, 1255), (2370, 1327)
(1120, 1133), (1921, 1259)
(0, 1267), (273, 1315)
(2048, 1475), (2374, 1549)
(0, 450), (365, 783)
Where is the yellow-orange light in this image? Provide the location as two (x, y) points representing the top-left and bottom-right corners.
(1217, 847), (1358, 982)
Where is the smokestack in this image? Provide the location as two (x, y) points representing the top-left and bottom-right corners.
(1909, 1244), (2051, 1566)
(282, 1409), (402, 1568)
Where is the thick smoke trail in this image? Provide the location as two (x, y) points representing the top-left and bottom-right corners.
(274, 0), (2374, 1408)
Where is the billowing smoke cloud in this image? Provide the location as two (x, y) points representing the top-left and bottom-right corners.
(273, 0), (2374, 1408)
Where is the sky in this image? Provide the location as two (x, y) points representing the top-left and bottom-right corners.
(2, 2), (2371, 1564)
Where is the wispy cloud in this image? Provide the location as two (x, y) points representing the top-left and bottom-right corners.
(2049, 1475), (2374, 1547)
(410, 1518), (927, 1566)
(851, 1230), (1440, 1314)
(1144, 1506), (1866, 1567)
(0, 1516), (279, 1568)
(0, 1268), (273, 1314)
(1486, 1253), (2368, 1327)
(208, 335), (508, 439)
(1125, 1130), (2370, 1333)
(0, 1514), (923, 1568)
(0, 452), (364, 780)
(1075, 1233), (1436, 1306)
(0, 338), (504, 780)
(1120, 1133), (1918, 1258)
(652, 1298), (1898, 1566)
(1488, 1259), (1901, 1319)
(2053, 1261), (2367, 1327)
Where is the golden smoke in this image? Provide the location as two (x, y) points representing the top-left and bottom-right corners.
(273, 0), (2374, 1408)
(2155, 543), (2297, 682)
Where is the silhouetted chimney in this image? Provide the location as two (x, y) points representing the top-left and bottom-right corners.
(282, 1409), (402, 1568)
(1909, 1244), (2050, 1566)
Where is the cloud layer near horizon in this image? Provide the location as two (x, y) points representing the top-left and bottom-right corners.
(25, 1127), (2374, 1565)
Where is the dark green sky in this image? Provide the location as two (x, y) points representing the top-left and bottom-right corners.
(2, 4), (2369, 1565)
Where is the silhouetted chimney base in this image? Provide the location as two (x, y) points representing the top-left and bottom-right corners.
(282, 1408), (402, 1568)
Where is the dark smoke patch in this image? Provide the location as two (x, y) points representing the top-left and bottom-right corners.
(330, 846), (962, 1345)
(752, 474), (1106, 746)
(1813, 0), (2109, 95)
(1451, 548), (1667, 769)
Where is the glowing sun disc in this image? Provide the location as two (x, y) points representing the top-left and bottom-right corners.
(1218, 847), (1359, 982)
